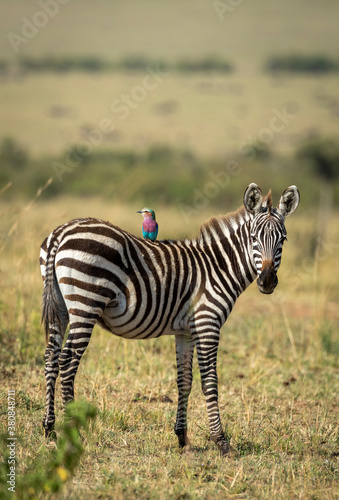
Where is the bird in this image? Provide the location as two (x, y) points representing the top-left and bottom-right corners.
(137, 208), (158, 241)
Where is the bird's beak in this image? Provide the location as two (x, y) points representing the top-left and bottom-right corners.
(136, 210), (143, 213)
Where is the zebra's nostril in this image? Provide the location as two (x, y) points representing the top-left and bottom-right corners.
(257, 267), (278, 293)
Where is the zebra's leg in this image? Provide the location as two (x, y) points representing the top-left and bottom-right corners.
(58, 317), (95, 406)
(43, 315), (68, 437)
(174, 334), (195, 449)
(194, 330), (232, 456)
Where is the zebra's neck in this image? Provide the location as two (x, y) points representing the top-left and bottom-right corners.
(197, 206), (257, 295)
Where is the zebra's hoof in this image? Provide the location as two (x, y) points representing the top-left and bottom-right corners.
(44, 426), (53, 438)
(42, 418), (55, 439)
(219, 442), (236, 457)
(176, 430), (191, 448)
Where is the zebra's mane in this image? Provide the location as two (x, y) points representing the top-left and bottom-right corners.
(198, 205), (251, 243)
(263, 190), (273, 212)
(198, 192), (273, 244)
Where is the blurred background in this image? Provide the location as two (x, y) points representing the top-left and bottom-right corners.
(0, 0), (338, 344)
(0, 4), (338, 496)
(1, 0), (339, 221)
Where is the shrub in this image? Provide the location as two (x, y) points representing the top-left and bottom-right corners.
(296, 136), (339, 182)
(266, 54), (339, 74)
(118, 55), (169, 72)
(176, 55), (233, 73)
(19, 56), (107, 73)
(0, 401), (97, 499)
(12, 55), (233, 74)
(0, 137), (28, 170)
(0, 60), (8, 76)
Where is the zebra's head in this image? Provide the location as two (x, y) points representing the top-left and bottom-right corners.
(244, 183), (300, 294)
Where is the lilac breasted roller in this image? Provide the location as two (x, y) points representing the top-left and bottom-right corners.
(137, 208), (158, 241)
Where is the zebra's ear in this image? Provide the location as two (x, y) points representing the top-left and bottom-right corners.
(277, 185), (300, 218)
(243, 183), (263, 215)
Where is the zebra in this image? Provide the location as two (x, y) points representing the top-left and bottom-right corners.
(40, 183), (299, 455)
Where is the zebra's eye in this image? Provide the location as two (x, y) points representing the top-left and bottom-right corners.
(251, 234), (257, 242)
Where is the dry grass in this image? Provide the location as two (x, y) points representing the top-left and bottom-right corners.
(1, 2), (339, 495)
(0, 196), (338, 499)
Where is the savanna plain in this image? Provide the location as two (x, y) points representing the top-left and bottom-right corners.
(1, 1), (339, 498)
(1, 198), (338, 499)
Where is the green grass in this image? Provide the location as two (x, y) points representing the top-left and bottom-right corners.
(0, 197), (338, 499)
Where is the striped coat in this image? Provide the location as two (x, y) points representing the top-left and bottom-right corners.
(40, 183), (299, 455)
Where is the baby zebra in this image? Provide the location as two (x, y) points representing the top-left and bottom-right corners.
(40, 183), (299, 455)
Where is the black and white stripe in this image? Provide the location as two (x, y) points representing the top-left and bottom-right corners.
(40, 183), (299, 455)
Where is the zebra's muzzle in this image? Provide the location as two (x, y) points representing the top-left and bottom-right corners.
(257, 261), (278, 294)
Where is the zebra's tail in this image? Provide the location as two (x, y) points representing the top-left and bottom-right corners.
(41, 237), (63, 345)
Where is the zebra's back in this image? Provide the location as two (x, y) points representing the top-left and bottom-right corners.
(40, 218), (201, 339)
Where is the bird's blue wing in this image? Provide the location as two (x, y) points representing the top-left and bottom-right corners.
(142, 225), (158, 241)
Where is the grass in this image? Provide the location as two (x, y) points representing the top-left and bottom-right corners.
(0, 196), (338, 499)
(1, 71), (339, 160)
(1, 1), (339, 159)
(2, 141), (338, 209)
(1, 1), (338, 496)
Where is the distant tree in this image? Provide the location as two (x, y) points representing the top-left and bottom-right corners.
(266, 54), (339, 74)
(0, 137), (28, 170)
(296, 136), (339, 257)
(296, 136), (339, 183)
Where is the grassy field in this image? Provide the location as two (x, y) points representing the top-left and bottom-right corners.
(1, 72), (339, 159)
(0, 196), (338, 499)
(1, 1), (338, 498)
(1, 0), (339, 159)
